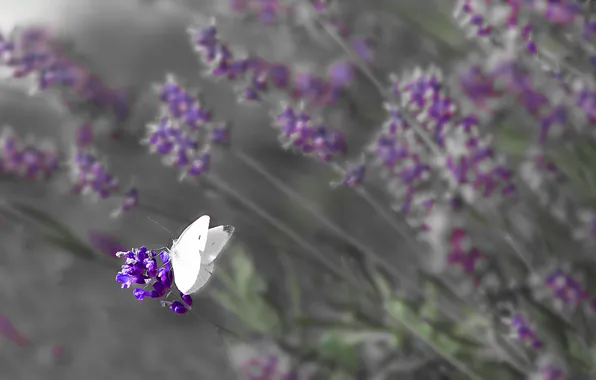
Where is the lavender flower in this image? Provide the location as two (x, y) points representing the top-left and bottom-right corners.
(539, 366), (566, 380)
(87, 230), (125, 258)
(333, 161), (366, 188)
(115, 247), (193, 314)
(158, 76), (212, 130)
(74, 123), (94, 148)
(0, 26), (128, 119)
(240, 354), (307, 380)
(0, 313), (29, 347)
(0, 127), (59, 180)
(447, 227), (486, 284)
(544, 269), (588, 308)
(143, 116), (211, 178)
(188, 22), (344, 107)
(274, 104), (347, 161)
(68, 148), (119, 199)
(509, 314), (543, 349)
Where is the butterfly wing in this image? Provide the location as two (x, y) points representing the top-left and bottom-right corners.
(184, 262), (215, 295)
(171, 215), (210, 295)
(201, 225), (235, 265)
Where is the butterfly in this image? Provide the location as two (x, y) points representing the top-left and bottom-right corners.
(170, 215), (235, 295)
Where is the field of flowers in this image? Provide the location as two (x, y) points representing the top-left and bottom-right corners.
(1, 0), (595, 379)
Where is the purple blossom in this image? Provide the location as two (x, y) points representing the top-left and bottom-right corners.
(68, 148), (119, 199)
(0, 313), (29, 347)
(158, 77), (212, 130)
(540, 366), (566, 380)
(240, 354), (306, 380)
(210, 122), (231, 145)
(0, 128), (59, 180)
(339, 162), (366, 187)
(0, 26), (128, 119)
(75, 124), (94, 148)
(448, 228), (486, 283)
(87, 230), (125, 258)
(188, 23), (341, 107)
(327, 60), (355, 88)
(274, 105), (347, 161)
(111, 187), (139, 217)
(509, 314), (543, 349)
(144, 115), (212, 178)
(116, 247), (192, 315)
(544, 269), (588, 307)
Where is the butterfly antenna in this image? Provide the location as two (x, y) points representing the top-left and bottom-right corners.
(147, 216), (174, 238)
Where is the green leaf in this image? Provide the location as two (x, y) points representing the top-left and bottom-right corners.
(420, 273), (475, 314)
(211, 248), (282, 336)
(316, 331), (361, 373)
(567, 335), (595, 372)
(494, 123), (532, 158)
(547, 141), (596, 203)
(371, 270), (392, 302)
(294, 316), (367, 331)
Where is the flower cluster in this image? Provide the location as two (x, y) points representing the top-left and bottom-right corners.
(336, 161), (366, 187)
(0, 26), (128, 120)
(309, 0), (376, 63)
(227, 0), (292, 24)
(144, 116), (211, 177)
(0, 313), (29, 347)
(188, 22), (353, 106)
(0, 127), (59, 180)
(396, 68), (516, 199)
(115, 247), (193, 314)
(87, 229), (125, 258)
(447, 228), (487, 281)
(369, 104), (434, 216)
(455, 0), (582, 49)
(509, 314), (543, 349)
(68, 147), (119, 199)
(146, 76), (236, 178)
(540, 366), (566, 380)
(240, 353), (308, 380)
(544, 269), (589, 308)
(159, 76), (213, 131)
(274, 104), (347, 161)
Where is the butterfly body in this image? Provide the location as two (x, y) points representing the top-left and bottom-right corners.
(170, 215), (235, 295)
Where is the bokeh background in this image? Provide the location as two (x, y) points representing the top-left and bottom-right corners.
(0, 1), (474, 379)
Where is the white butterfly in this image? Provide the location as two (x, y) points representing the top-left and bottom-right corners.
(170, 215), (235, 295)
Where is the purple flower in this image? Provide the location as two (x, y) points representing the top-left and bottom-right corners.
(116, 247), (192, 314)
(509, 314), (543, 349)
(350, 36), (375, 62)
(158, 76), (212, 130)
(75, 124), (94, 148)
(544, 269), (588, 307)
(87, 230), (125, 258)
(69, 148), (119, 199)
(0, 127), (59, 180)
(120, 187), (139, 213)
(274, 105), (347, 161)
(1, 26), (127, 118)
(340, 162), (366, 187)
(210, 122), (231, 145)
(327, 60), (355, 88)
(540, 366), (565, 380)
(144, 115), (213, 178)
(0, 313), (29, 347)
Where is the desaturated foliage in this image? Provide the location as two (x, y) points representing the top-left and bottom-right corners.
(1, 0), (596, 379)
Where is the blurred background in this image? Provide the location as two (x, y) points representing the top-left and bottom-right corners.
(0, 0), (489, 379)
